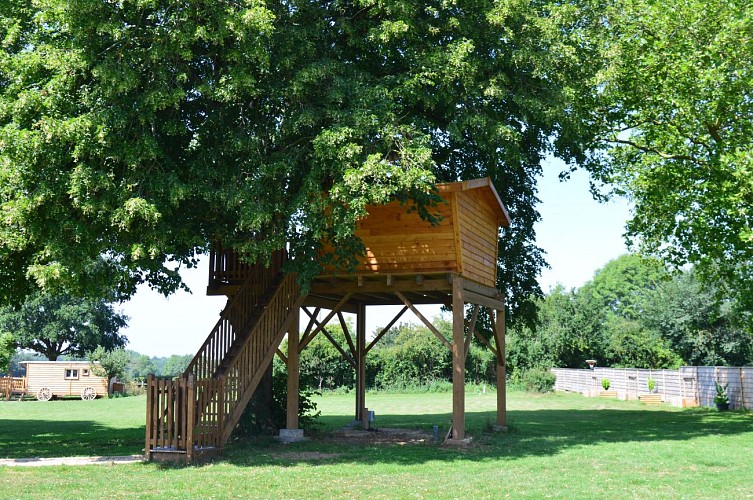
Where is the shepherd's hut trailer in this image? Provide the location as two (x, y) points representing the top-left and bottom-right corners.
(20, 361), (108, 401)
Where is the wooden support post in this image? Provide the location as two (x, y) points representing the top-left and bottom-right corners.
(286, 308), (300, 430)
(493, 303), (507, 429)
(451, 276), (465, 440)
(356, 303), (367, 422)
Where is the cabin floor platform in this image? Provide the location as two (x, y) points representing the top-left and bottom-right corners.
(306, 271), (503, 312)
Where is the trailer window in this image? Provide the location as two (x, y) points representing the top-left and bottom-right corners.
(65, 369), (79, 380)
(82, 369), (90, 376)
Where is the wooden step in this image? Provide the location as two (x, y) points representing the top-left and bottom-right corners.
(639, 394), (663, 405)
(149, 446), (221, 464)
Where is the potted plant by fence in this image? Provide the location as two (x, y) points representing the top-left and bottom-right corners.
(647, 378), (656, 393)
(714, 383), (730, 411)
(601, 378), (610, 391)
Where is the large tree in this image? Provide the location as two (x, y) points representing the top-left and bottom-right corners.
(580, 0), (753, 304)
(0, 0), (601, 326)
(0, 292), (128, 360)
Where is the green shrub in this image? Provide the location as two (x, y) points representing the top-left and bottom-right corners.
(518, 369), (556, 393)
(601, 378), (611, 391)
(234, 368), (320, 437)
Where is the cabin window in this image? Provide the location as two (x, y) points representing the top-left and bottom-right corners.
(65, 369), (79, 380)
(82, 369), (90, 376)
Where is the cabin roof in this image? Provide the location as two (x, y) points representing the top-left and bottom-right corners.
(436, 177), (511, 227)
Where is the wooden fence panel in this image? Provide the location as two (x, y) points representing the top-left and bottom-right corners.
(552, 366), (753, 410)
(145, 375), (193, 455)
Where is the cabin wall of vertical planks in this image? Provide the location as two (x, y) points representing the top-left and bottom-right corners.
(455, 190), (499, 287)
(322, 178), (509, 289)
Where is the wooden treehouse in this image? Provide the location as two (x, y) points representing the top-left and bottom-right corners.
(145, 177), (511, 462)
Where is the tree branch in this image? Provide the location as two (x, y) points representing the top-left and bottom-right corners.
(608, 138), (701, 163)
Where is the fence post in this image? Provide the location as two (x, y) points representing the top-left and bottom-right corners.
(217, 376), (225, 448)
(186, 374), (195, 463)
(741, 368), (746, 411)
(144, 374), (154, 461)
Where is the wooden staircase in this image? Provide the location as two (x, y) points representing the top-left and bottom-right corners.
(145, 261), (303, 463)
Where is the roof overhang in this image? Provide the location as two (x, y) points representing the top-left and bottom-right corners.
(436, 177), (511, 227)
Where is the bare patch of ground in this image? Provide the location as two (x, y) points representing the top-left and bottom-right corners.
(329, 427), (434, 446)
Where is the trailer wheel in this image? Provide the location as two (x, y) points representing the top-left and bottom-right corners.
(36, 388), (52, 401)
(81, 387), (97, 400)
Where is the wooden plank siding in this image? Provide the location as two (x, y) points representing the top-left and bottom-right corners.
(455, 190), (499, 287)
(319, 178), (510, 288)
(21, 361), (108, 399)
(354, 199), (458, 275)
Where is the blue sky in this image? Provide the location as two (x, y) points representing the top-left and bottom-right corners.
(121, 161), (632, 357)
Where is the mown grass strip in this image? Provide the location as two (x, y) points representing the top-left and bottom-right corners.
(1, 391), (751, 499)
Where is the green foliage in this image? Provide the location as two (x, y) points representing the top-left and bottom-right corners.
(5, 350), (44, 377)
(582, 0), (753, 307)
(516, 369), (556, 394)
(235, 364), (320, 437)
(0, 0), (609, 329)
(714, 383), (729, 405)
(294, 316), (498, 393)
(601, 378), (611, 391)
(161, 354), (193, 378)
(603, 315), (682, 369)
(371, 322), (452, 389)
(0, 292), (128, 360)
(87, 346), (129, 393)
(647, 378), (656, 393)
(299, 323), (355, 391)
(125, 351), (157, 382)
(0, 330), (14, 373)
(643, 270), (753, 366)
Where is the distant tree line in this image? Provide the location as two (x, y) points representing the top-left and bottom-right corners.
(507, 255), (753, 376)
(3, 350), (193, 381)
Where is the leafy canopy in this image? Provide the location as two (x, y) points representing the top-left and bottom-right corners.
(581, 0), (753, 302)
(0, 292), (128, 360)
(1, 0), (602, 326)
(88, 346), (129, 393)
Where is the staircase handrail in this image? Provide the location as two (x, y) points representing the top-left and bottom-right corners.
(218, 273), (302, 443)
(184, 250), (287, 381)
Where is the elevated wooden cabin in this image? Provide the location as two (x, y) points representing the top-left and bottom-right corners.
(147, 177), (511, 462)
(325, 177), (509, 286)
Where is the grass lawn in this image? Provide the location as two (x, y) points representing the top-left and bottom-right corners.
(1, 390), (752, 499)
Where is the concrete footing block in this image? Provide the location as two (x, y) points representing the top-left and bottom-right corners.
(276, 429), (308, 443)
(444, 437), (473, 446)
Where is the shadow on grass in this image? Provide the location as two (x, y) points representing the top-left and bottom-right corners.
(2, 406), (750, 466)
(0, 419), (145, 459)
(220, 407), (752, 467)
